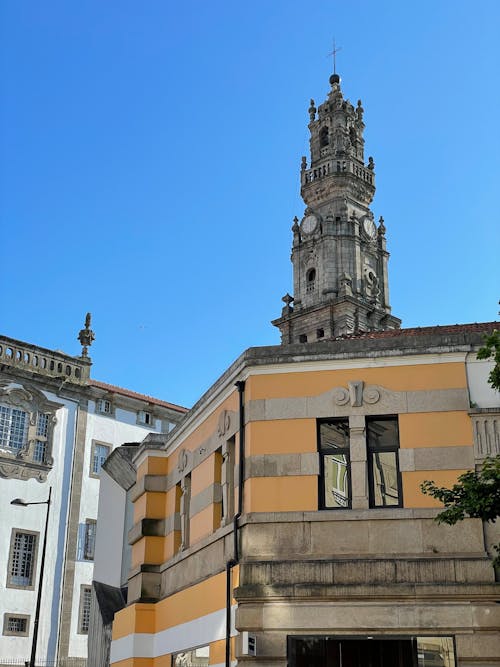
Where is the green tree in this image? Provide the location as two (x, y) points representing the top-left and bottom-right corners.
(476, 329), (500, 391)
(422, 322), (500, 564)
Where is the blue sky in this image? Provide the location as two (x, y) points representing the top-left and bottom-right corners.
(1, 0), (499, 408)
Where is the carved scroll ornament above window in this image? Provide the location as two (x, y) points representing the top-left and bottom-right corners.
(0, 383), (62, 483)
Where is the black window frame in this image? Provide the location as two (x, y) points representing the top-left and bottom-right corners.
(366, 415), (403, 509)
(317, 418), (352, 510)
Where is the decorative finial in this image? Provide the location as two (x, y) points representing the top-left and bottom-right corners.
(301, 156), (307, 171)
(308, 99), (316, 122)
(281, 293), (294, 316)
(78, 312), (95, 358)
(367, 156), (375, 170)
(378, 216), (386, 236)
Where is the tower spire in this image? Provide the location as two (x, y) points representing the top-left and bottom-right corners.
(272, 72), (401, 344)
(327, 39), (342, 76)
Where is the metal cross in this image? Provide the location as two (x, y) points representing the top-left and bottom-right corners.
(327, 39), (342, 75)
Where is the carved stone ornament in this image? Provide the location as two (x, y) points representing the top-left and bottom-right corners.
(177, 448), (191, 474)
(0, 382), (62, 483)
(333, 381), (381, 407)
(217, 410), (231, 438)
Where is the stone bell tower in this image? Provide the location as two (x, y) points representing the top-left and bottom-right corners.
(272, 72), (401, 344)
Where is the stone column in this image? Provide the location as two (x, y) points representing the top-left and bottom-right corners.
(349, 415), (368, 509)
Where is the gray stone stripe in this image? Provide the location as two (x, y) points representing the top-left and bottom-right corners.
(56, 403), (88, 662)
(246, 388), (469, 422)
(398, 445), (474, 472)
(190, 483), (222, 517)
(245, 453), (319, 478)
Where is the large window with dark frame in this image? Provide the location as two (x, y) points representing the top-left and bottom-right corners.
(318, 419), (351, 509)
(366, 416), (402, 508)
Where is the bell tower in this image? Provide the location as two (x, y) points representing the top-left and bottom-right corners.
(272, 73), (401, 344)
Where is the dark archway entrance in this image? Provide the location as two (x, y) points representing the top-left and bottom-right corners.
(288, 636), (454, 667)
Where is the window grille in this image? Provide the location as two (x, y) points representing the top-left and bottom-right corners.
(92, 443), (110, 475)
(7, 617), (27, 633)
(79, 587), (92, 633)
(0, 406), (28, 451)
(9, 531), (37, 587)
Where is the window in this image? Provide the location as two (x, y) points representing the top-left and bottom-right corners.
(7, 529), (38, 589)
(318, 419), (351, 509)
(3, 614), (29, 636)
(367, 416), (402, 507)
(173, 645), (210, 667)
(77, 520), (96, 560)
(78, 586), (92, 634)
(319, 126), (329, 147)
(306, 268), (316, 293)
(96, 399), (112, 414)
(90, 441), (111, 477)
(0, 405), (28, 451)
(137, 410), (153, 426)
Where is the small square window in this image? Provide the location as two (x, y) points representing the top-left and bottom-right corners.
(90, 441), (111, 477)
(78, 586), (92, 634)
(3, 614), (29, 636)
(96, 399), (112, 415)
(137, 410), (153, 426)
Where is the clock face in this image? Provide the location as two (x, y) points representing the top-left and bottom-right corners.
(363, 217), (376, 239)
(301, 214), (318, 234)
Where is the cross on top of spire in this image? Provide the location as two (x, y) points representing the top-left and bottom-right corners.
(327, 39), (342, 75)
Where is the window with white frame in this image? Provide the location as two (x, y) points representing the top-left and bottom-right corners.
(96, 398), (112, 414)
(137, 409), (153, 426)
(78, 586), (92, 634)
(7, 529), (38, 589)
(77, 520), (97, 560)
(90, 441), (111, 477)
(0, 405), (29, 451)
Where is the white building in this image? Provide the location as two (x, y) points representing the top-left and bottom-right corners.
(0, 326), (186, 667)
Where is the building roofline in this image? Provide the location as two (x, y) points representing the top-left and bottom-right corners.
(89, 379), (188, 413)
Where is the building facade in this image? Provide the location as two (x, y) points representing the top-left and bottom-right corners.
(100, 72), (500, 667)
(0, 328), (186, 666)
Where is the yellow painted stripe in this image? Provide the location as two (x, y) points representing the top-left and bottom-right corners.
(399, 411), (473, 448)
(246, 476), (317, 512)
(246, 363), (466, 400)
(113, 603), (157, 640)
(403, 470), (468, 508)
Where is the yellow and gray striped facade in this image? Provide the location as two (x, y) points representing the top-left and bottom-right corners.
(105, 324), (500, 667)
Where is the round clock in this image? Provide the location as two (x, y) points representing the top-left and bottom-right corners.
(362, 217), (376, 239)
(301, 214), (318, 234)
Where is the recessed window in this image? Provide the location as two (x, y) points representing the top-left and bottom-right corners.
(316, 328), (324, 339)
(96, 399), (112, 415)
(0, 405), (29, 452)
(137, 410), (153, 426)
(77, 519), (97, 560)
(3, 614), (29, 636)
(78, 586), (92, 634)
(367, 417), (402, 507)
(7, 529), (38, 589)
(319, 126), (329, 147)
(90, 441), (111, 477)
(299, 334), (308, 343)
(318, 419), (351, 509)
(306, 268), (316, 294)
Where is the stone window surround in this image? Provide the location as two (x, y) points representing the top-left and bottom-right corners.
(95, 397), (114, 417)
(6, 527), (40, 591)
(89, 440), (112, 479)
(77, 584), (92, 634)
(0, 383), (61, 482)
(137, 409), (154, 427)
(2, 613), (30, 636)
(318, 414), (402, 511)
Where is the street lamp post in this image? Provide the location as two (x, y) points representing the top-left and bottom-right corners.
(11, 486), (52, 667)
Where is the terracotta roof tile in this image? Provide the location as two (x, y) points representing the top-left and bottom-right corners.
(337, 321), (499, 340)
(89, 379), (188, 413)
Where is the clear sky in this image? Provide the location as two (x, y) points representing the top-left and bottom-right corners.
(1, 0), (499, 408)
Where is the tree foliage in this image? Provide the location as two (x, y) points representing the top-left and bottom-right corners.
(421, 457), (500, 565)
(476, 329), (500, 391)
